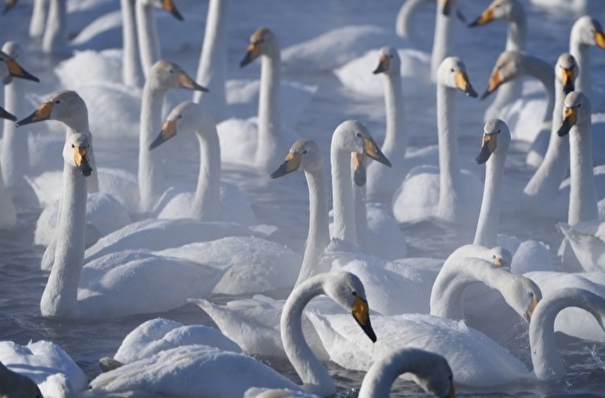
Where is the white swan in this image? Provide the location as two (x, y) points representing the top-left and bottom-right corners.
(392, 56), (482, 226)
(39, 133), (228, 318)
(41, 0), (67, 54)
(0, 360), (44, 398)
(569, 16), (605, 104)
(469, 0), (526, 122)
(358, 348), (454, 398)
(138, 60), (207, 213)
(89, 271), (377, 397)
(147, 100), (256, 225)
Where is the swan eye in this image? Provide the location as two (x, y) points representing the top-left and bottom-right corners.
(529, 292), (534, 297)
(578, 103), (582, 107)
(492, 254), (496, 259)
(71, 144), (74, 148)
(55, 100), (61, 104)
(356, 133), (362, 138)
(352, 291), (357, 296)
(178, 115), (183, 119)
(302, 150), (308, 155)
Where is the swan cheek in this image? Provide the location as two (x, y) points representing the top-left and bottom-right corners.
(525, 296), (540, 322)
(594, 31), (605, 49)
(352, 296), (377, 343)
(5, 58), (39, 82)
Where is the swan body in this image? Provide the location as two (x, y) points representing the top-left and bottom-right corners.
(392, 57), (482, 225)
(0, 340), (87, 397)
(90, 271), (376, 397)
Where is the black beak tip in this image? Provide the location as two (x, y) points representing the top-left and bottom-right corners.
(468, 18), (480, 27)
(467, 88), (478, 98)
(171, 8), (184, 21)
(480, 90), (491, 100)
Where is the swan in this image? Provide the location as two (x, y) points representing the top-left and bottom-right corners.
(358, 348), (454, 398)
(138, 59), (207, 213)
(0, 340), (87, 397)
(38, 133), (228, 318)
(480, 51), (555, 167)
(0, 360), (44, 398)
(469, 0), (526, 122)
(392, 56), (482, 226)
(41, 0), (67, 54)
(89, 271), (377, 397)
(147, 100), (256, 225)
(569, 16), (605, 105)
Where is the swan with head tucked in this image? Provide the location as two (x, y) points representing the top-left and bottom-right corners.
(90, 271), (376, 397)
(392, 56), (482, 226)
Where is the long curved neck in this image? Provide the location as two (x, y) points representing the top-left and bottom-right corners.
(296, 167), (330, 286)
(2, 74), (29, 189)
(40, 162), (87, 318)
(41, 0), (67, 54)
(121, 0), (143, 86)
(138, 85), (166, 212)
(255, 47), (282, 171)
(396, 0), (426, 47)
(436, 84), (461, 222)
(29, 0), (48, 38)
(570, 37), (591, 99)
(281, 277), (335, 396)
(190, 129), (221, 221)
(473, 149), (506, 247)
(193, 0), (230, 122)
(136, 1), (161, 77)
(382, 71), (406, 158)
(430, 5), (453, 82)
(568, 118), (598, 225)
(523, 56), (555, 122)
(331, 145), (357, 246)
(505, 12), (527, 52)
(354, 183), (369, 253)
(530, 289), (605, 380)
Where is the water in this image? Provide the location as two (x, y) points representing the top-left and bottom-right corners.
(1, 0), (605, 396)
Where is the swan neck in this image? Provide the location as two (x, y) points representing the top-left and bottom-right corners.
(191, 128), (221, 221)
(136, 1), (160, 77)
(29, 0), (48, 38)
(121, 0), (142, 86)
(473, 150), (506, 247)
(41, 0), (67, 54)
(2, 76), (29, 188)
(524, 56), (555, 121)
(256, 49), (283, 169)
(331, 144), (357, 246)
(281, 278), (336, 396)
(41, 162), (87, 318)
(570, 36), (591, 97)
(568, 118), (598, 225)
(382, 72), (407, 156)
(505, 13), (527, 52)
(430, 6), (453, 81)
(193, 0), (230, 122)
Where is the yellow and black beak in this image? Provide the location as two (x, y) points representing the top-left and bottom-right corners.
(3, 0), (18, 14)
(468, 6), (494, 27)
(475, 133), (497, 164)
(74, 145), (93, 177)
(441, 0), (452, 16)
(0, 106), (16, 121)
(161, 0), (183, 21)
(351, 295), (377, 343)
(525, 295), (540, 322)
(492, 254), (510, 269)
(557, 106), (577, 137)
(5, 58), (39, 82)
(372, 55), (390, 75)
(149, 119), (178, 150)
(270, 152), (302, 179)
(16, 102), (53, 127)
(352, 152), (366, 187)
(481, 70), (501, 100)
(455, 71), (478, 98)
(362, 137), (391, 167)
(595, 29), (605, 49)
(240, 42), (262, 68)
(176, 72), (208, 92)
(561, 67), (575, 95)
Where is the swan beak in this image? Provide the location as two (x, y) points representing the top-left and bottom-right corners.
(2, 0), (18, 14)
(5, 58), (39, 82)
(0, 106), (17, 121)
(372, 55), (389, 74)
(149, 119), (178, 150)
(557, 106), (577, 137)
(595, 30), (605, 49)
(16, 102), (53, 127)
(74, 146), (93, 177)
(561, 68), (575, 95)
(176, 72), (208, 92)
(352, 152), (366, 187)
(481, 71), (501, 100)
(270, 152), (301, 178)
(441, 0), (452, 16)
(362, 137), (391, 167)
(492, 254), (510, 269)
(161, 0), (183, 21)
(525, 295), (540, 322)
(475, 133), (497, 164)
(468, 7), (493, 27)
(445, 380), (455, 398)
(455, 71), (478, 98)
(240, 43), (262, 68)
(352, 295), (377, 343)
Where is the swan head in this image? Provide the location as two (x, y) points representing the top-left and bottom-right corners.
(322, 271), (377, 342)
(468, 0), (523, 27)
(404, 349), (455, 398)
(147, 60), (208, 92)
(240, 27), (279, 68)
(17, 90), (88, 131)
(270, 139), (324, 178)
(502, 275), (542, 322)
(139, 0), (183, 20)
(475, 119), (510, 164)
(570, 16), (605, 49)
(0, 48), (39, 83)
(332, 120), (391, 168)
(557, 91), (591, 137)
(0, 106), (16, 121)
(556, 53), (577, 95)
(372, 46), (400, 75)
(481, 51), (523, 100)
(490, 246), (512, 268)
(64, 133), (93, 177)
(149, 101), (215, 150)
(437, 57), (477, 98)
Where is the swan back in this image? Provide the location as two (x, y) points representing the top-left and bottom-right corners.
(358, 348), (454, 398)
(437, 57), (477, 97)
